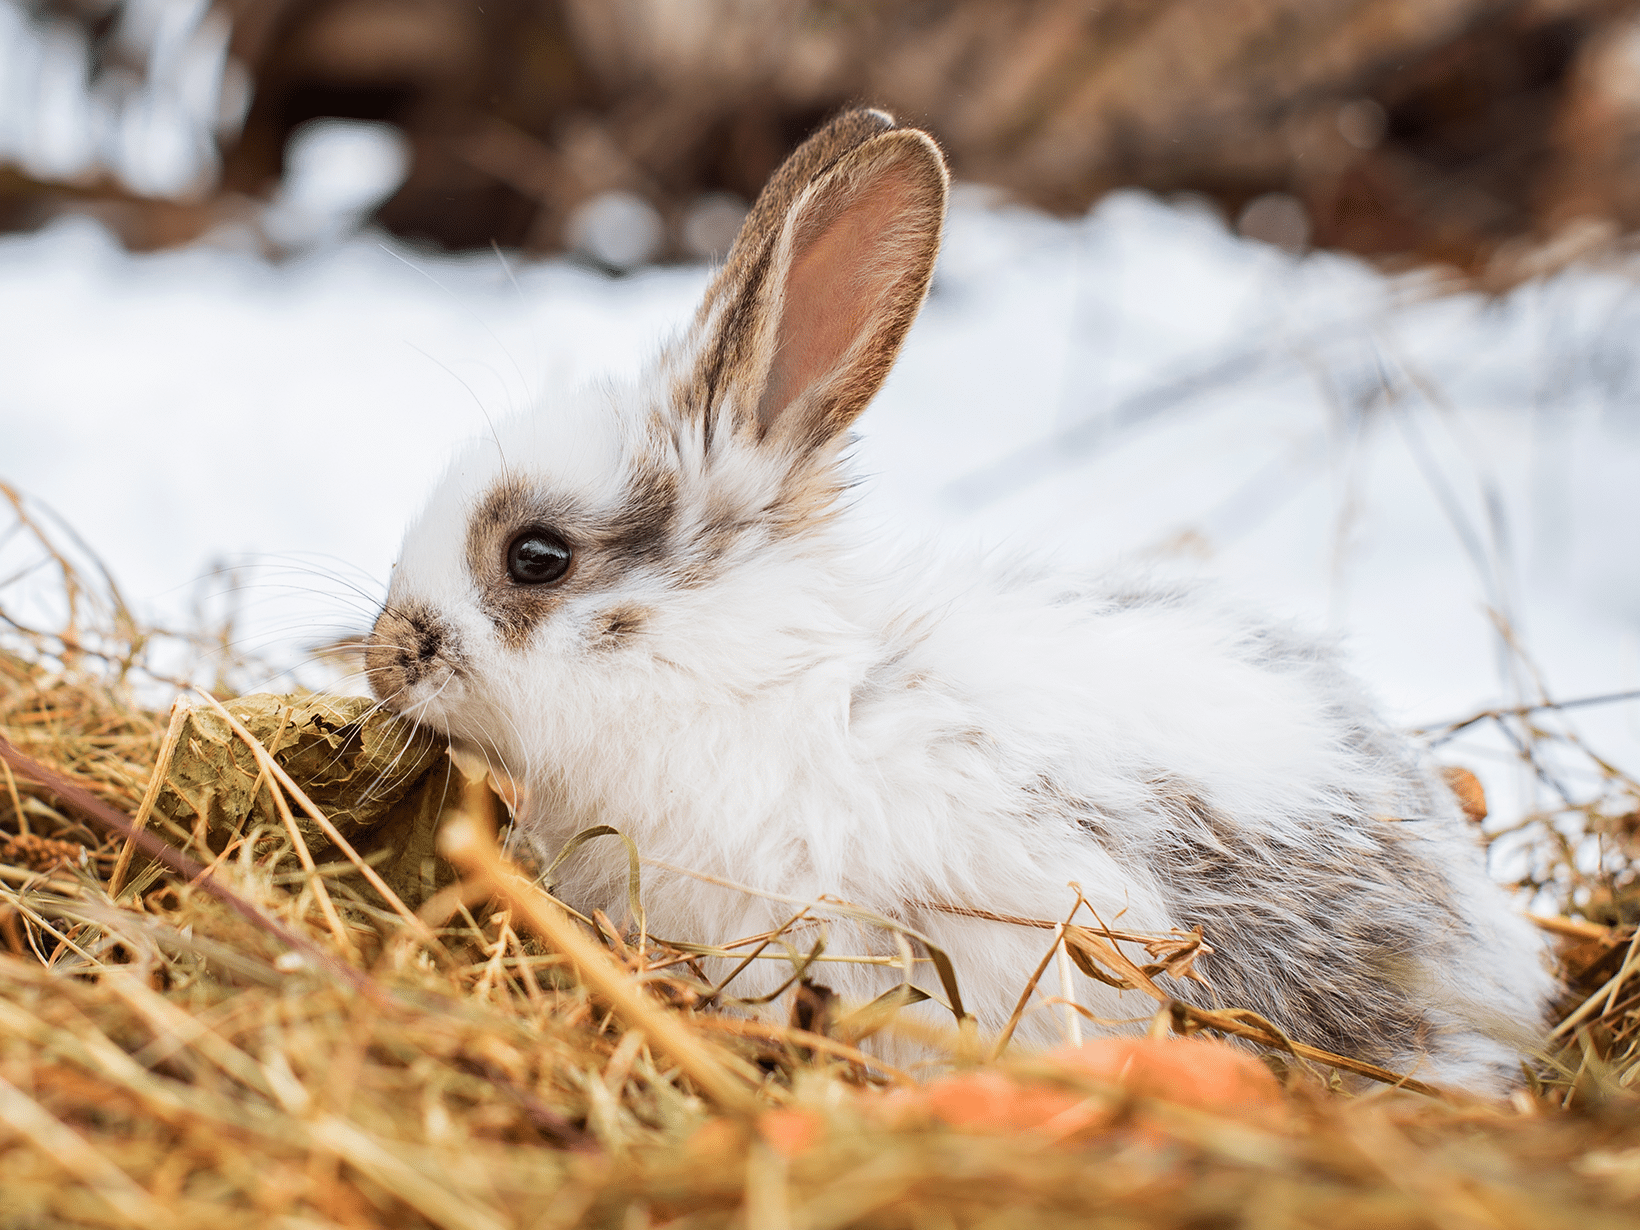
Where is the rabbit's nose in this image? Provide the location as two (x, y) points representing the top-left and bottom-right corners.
(365, 602), (454, 700)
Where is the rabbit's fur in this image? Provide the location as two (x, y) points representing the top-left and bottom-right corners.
(368, 109), (1554, 1091)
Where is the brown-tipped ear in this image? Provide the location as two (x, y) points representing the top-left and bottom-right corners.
(689, 109), (948, 450)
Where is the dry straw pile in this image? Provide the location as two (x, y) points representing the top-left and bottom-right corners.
(3, 484), (1640, 1228)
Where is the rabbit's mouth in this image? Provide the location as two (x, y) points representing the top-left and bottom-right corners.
(364, 600), (464, 707)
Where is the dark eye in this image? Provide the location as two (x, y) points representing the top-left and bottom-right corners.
(506, 529), (573, 585)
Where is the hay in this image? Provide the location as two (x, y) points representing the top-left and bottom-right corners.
(4, 498), (1640, 1228)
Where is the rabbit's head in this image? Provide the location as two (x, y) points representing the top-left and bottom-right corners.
(365, 110), (948, 780)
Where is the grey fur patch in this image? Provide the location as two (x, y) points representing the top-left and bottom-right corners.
(848, 648), (920, 720)
(1027, 773), (1110, 842)
(1015, 576), (1528, 1076)
(1133, 775), (1458, 1068)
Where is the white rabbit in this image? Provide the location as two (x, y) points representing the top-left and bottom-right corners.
(367, 108), (1554, 1091)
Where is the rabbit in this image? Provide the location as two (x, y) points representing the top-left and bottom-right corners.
(365, 108), (1555, 1092)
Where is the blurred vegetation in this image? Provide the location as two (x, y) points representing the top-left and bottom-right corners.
(5, 0), (1640, 282)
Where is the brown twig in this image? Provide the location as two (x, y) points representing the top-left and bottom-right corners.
(1417, 690), (1640, 745)
(1165, 1001), (1443, 1099)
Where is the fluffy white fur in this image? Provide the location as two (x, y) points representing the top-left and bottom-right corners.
(371, 113), (1555, 1093)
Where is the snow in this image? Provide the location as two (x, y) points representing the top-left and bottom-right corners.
(2, 183), (1638, 838)
(261, 119), (412, 250)
(0, 0), (234, 197)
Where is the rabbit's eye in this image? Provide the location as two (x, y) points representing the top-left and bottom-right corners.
(506, 529), (573, 585)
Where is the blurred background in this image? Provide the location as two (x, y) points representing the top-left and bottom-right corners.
(4, 0), (1640, 279)
(3, 0), (1640, 909)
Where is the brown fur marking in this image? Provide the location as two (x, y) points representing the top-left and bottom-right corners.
(366, 601), (458, 700)
(593, 605), (651, 647)
(465, 480), (582, 649)
(463, 464), (687, 649)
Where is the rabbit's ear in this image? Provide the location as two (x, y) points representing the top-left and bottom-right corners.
(690, 109), (947, 451)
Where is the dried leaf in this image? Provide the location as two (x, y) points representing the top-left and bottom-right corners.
(1140, 926), (1213, 985)
(1062, 925), (1165, 998)
(152, 694), (456, 907)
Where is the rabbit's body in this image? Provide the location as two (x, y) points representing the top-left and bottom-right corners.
(369, 109), (1553, 1092)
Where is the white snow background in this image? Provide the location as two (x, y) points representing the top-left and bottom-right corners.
(2, 117), (1639, 868)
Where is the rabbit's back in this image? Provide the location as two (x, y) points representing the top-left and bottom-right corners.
(868, 564), (1554, 1088)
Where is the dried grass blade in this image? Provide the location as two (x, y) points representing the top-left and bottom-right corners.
(108, 698), (187, 898)
(832, 982), (931, 1044)
(1601, 927), (1640, 1016)
(440, 811), (763, 1116)
(1055, 923), (1084, 1046)
(696, 907), (811, 1006)
(245, 722), (354, 956)
(307, 1116), (510, 1230)
(102, 971), (275, 1099)
(645, 857), (970, 1021)
(719, 934), (827, 1008)
(992, 925), (1071, 1059)
(920, 899), (1190, 948)
(1553, 972), (1633, 1041)
(1062, 924), (1168, 1000)
(543, 823), (646, 939)
(0, 889), (100, 966)
(1527, 913), (1614, 941)
(0, 1070), (170, 1227)
(1, 749), (25, 836)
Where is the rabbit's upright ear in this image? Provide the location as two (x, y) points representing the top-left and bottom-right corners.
(690, 109), (948, 452)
